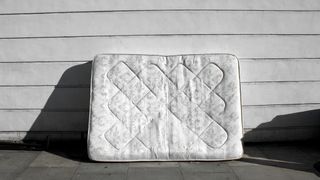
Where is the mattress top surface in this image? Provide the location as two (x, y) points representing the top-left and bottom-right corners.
(88, 54), (243, 161)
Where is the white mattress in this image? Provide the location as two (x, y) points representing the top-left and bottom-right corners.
(88, 54), (243, 161)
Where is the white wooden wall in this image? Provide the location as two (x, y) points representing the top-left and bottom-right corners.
(1, 0), (320, 142)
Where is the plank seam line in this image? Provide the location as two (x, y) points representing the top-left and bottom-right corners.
(244, 126), (320, 130)
(1, 80), (320, 87)
(2, 58), (320, 63)
(1, 34), (320, 40)
(243, 103), (320, 107)
(241, 80), (320, 84)
(0, 85), (90, 88)
(0, 109), (89, 112)
(0, 131), (86, 133)
(0, 9), (320, 16)
(0, 126), (318, 133)
(1, 104), (320, 111)
(239, 58), (320, 60)
(0, 60), (91, 63)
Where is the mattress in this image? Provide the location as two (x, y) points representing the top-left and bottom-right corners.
(88, 54), (243, 161)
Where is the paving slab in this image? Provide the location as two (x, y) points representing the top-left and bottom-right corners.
(127, 167), (183, 180)
(1, 142), (320, 180)
(76, 162), (129, 174)
(227, 159), (262, 167)
(29, 151), (80, 167)
(0, 151), (38, 172)
(284, 169), (320, 180)
(231, 165), (294, 180)
(0, 172), (19, 180)
(129, 162), (179, 167)
(15, 167), (77, 180)
(179, 162), (232, 173)
(183, 172), (237, 180)
(72, 173), (126, 180)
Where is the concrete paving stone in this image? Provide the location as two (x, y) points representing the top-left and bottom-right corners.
(127, 167), (183, 180)
(0, 151), (38, 172)
(0, 172), (19, 180)
(72, 173), (126, 180)
(2, 142), (320, 180)
(179, 162), (232, 173)
(284, 169), (320, 180)
(183, 172), (237, 180)
(76, 162), (129, 174)
(129, 162), (179, 167)
(231, 165), (293, 180)
(29, 151), (80, 167)
(227, 160), (261, 167)
(15, 167), (77, 180)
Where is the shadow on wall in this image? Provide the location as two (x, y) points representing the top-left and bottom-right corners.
(243, 109), (320, 142)
(22, 62), (93, 146)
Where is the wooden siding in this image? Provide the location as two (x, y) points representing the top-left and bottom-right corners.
(0, 1), (319, 142)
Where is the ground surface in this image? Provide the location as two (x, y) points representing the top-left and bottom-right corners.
(0, 141), (319, 180)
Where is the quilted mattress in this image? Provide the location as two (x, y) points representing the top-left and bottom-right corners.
(88, 54), (243, 161)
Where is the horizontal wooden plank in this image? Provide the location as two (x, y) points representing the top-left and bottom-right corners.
(1, 35), (320, 62)
(243, 104), (320, 128)
(240, 59), (320, 82)
(1, 0), (320, 14)
(0, 110), (88, 131)
(0, 87), (90, 110)
(0, 62), (91, 86)
(1, 82), (319, 109)
(1, 59), (320, 86)
(1, 11), (320, 38)
(242, 82), (320, 105)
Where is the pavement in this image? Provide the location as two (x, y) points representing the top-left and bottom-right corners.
(0, 141), (320, 180)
